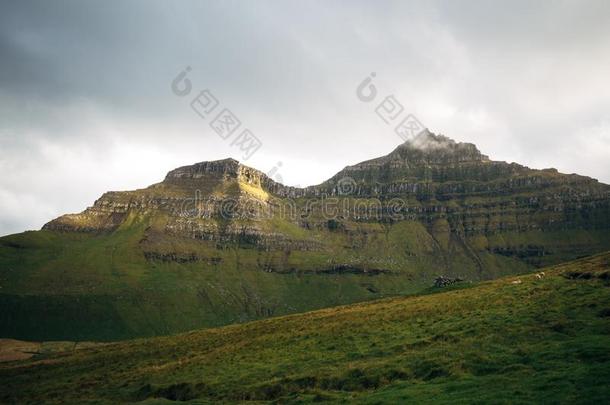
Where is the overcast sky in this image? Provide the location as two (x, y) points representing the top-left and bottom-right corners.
(1, 0), (609, 236)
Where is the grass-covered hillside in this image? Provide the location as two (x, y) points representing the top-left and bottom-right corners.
(0, 217), (469, 341)
(1, 252), (609, 404)
(2, 133), (610, 342)
(5, 211), (606, 342)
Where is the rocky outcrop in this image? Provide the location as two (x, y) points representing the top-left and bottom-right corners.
(42, 131), (610, 269)
(433, 276), (464, 287)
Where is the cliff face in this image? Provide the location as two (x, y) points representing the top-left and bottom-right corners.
(44, 131), (610, 268)
(6, 131), (608, 340)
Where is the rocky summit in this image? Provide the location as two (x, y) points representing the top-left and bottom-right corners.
(2, 131), (610, 340)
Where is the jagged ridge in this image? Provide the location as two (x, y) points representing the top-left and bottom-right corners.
(45, 130), (610, 245)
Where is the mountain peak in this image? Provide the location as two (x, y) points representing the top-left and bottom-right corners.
(164, 158), (242, 181)
(331, 132), (489, 182)
(394, 130), (489, 162)
(403, 130), (458, 149)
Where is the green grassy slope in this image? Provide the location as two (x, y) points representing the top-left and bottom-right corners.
(1, 253), (609, 404)
(2, 211), (548, 341)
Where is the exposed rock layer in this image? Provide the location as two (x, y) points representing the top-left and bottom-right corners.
(44, 132), (610, 268)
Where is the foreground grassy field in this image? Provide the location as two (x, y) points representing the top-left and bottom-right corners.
(1, 253), (609, 404)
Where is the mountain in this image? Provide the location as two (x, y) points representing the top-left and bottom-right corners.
(2, 252), (609, 403)
(1, 131), (610, 340)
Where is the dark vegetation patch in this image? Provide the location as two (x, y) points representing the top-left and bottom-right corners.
(363, 284), (380, 293)
(270, 265), (392, 276)
(165, 367), (415, 402)
(318, 265), (392, 276)
(563, 269), (610, 282)
(411, 360), (451, 380)
(327, 219), (343, 231)
(491, 245), (547, 259)
(143, 251), (200, 263)
(0, 294), (132, 341)
(243, 367), (412, 401)
(598, 308), (610, 318)
(563, 271), (594, 280)
(134, 382), (209, 402)
(0, 240), (25, 249)
(154, 382), (204, 401)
